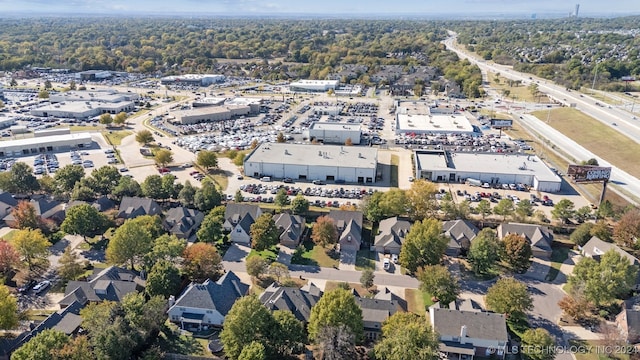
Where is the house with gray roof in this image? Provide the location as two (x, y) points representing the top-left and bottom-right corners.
(59, 266), (146, 308)
(497, 223), (553, 258)
(430, 307), (509, 359)
(0, 192), (17, 223)
(164, 206), (204, 240)
(355, 296), (402, 341)
(373, 217), (411, 254)
(223, 204), (262, 244)
(442, 220), (479, 256)
(259, 282), (322, 323)
(68, 196), (115, 213)
(616, 296), (640, 343)
(117, 196), (161, 219)
(581, 236), (640, 290)
(4, 197), (66, 226)
(273, 213), (306, 248)
(329, 210), (363, 253)
(167, 271), (249, 329)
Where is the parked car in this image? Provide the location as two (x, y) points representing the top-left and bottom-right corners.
(383, 258), (391, 271)
(391, 254), (399, 264)
(18, 280), (36, 293)
(33, 280), (51, 294)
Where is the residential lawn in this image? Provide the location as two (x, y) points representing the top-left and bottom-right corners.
(156, 323), (208, 357)
(74, 234), (109, 252)
(102, 130), (132, 146)
(488, 75), (552, 103)
(208, 170), (229, 192)
(546, 247), (570, 282)
(1, 230), (16, 241)
(355, 249), (376, 271)
(194, 338), (217, 358)
(324, 281), (376, 297)
(290, 241), (339, 268)
(390, 154), (399, 188)
(248, 245), (279, 263)
(570, 339), (630, 360)
(532, 107), (640, 179)
(405, 288), (434, 314)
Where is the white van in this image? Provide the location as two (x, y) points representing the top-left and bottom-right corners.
(261, 176), (272, 182)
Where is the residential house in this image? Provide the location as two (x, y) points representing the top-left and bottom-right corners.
(163, 206), (204, 240)
(69, 196), (116, 212)
(430, 307), (509, 359)
(329, 210), (363, 253)
(581, 236), (640, 290)
(0, 192), (17, 223)
(355, 295), (402, 341)
(59, 266), (146, 308)
(497, 223), (553, 258)
(442, 220), (479, 256)
(223, 204), (262, 244)
(3, 197), (66, 226)
(167, 271), (249, 329)
(373, 217), (411, 254)
(117, 196), (162, 219)
(430, 298), (483, 313)
(273, 213), (306, 248)
(259, 282), (323, 323)
(616, 296), (640, 343)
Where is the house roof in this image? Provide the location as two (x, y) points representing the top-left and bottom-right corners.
(330, 210), (363, 245)
(171, 271), (249, 316)
(355, 297), (399, 328)
(164, 206), (204, 237)
(0, 192), (17, 208)
(4, 197), (65, 222)
(117, 196), (161, 219)
(443, 220), (479, 249)
(582, 236), (639, 266)
(93, 196), (115, 212)
(375, 217), (411, 249)
(60, 266), (145, 307)
(259, 283), (322, 322)
(225, 204), (261, 233)
(274, 213), (305, 244)
(430, 307), (508, 342)
(498, 223), (553, 254)
(621, 297), (640, 333)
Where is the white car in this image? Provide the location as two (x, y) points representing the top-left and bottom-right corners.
(383, 258), (391, 271)
(33, 280), (50, 294)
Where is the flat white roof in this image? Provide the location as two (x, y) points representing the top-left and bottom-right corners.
(34, 101), (131, 113)
(50, 90), (136, 103)
(161, 74), (224, 81)
(246, 143), (377, 168)
(194, 97), (226, 104)
(225, 97), (262, 106)
(415, 151), (561, 182)
(310, 122), (361, 131)
(175, 105), (247, 117)
(0, 132), (92, 148)
(290, 80), (339, 86)
(397, 113), (473, 134)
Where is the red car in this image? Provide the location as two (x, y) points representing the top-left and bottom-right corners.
(158, 167), (170, 174)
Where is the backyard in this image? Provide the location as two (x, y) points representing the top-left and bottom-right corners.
(291, 240), (339, 268)
(405, 288), (434, 314)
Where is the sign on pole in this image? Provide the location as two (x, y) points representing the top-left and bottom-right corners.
(567, 165), (612, 183)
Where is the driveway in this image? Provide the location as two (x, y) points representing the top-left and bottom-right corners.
(222, 243), (251, 263)
(525, 257), (551, 281)
(339, 249), (356, 271)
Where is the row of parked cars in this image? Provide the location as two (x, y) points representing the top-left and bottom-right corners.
(240, 183), (375, 200)
(34, 154), (59, 175)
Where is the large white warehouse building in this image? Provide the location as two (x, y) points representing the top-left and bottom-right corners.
(244, 143), (378, 183)
(289, 80), (339, 92)
(0, 133), (93, 157)
(309, 122), (361, 145)
(414, 150), (562, 192)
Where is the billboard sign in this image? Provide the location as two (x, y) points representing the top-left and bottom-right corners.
(490, 119), (513, 128)
(567, 165), (612, 182)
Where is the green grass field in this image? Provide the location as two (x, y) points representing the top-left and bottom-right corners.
(102, 130), (132, 146)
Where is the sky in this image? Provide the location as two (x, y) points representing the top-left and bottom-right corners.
(0, 0), (638, 17)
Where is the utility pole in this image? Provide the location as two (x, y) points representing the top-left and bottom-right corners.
(591, 63), (599, 94)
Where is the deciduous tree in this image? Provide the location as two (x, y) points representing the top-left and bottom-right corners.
(11, 229), (50, 275)
(246, 256), (269, 279)
(87, 166), (121, 195)
(374, 312), (439, 360)
(417, 265), (460, 305)
(113, 175), (143, 199)
(4, 162), (39, 194)
(196, 150), (218, 171)
(145, 259), (181, 299)
(135, 129), (154, 145)
(106, 218), (153, 270)
(360, 268), (375, 291)
(113, 112), (127, 126)
(141, 174), (166, 199)
(406, 180), (438, 220)
(308, 288), (364, 343)
(493, 198), (515, 221)
(11, 329), (69, 360)
(197, 207), (225, 243)
(558, 294), (593, 322)
(58, 246), (84, 281)
(53, 164), (85, 193)
(485, 278), (533, 318)
(145, 234), (186, 269)
(311, 215), (338, 248)
(570, 222), (594, 246)
(179, 180), (197, 207)
(520, 328), (555, 360)
(269, 262), (289, 283)
(274, 188), (289, 209)
(0, 240), (20, 277)
(291, 194), (309, 215)
(399, 219), (448, 273)
(10, 200), (40, 230)
(613, 209), (640, 248)
(154, 149), (173, 168)
(250, 213), (280, 251)
(194, 179), (222, 212)
(468, 228), (501, 275)
(61, 204), (108, 242)
(551, 199), (575, 224)
(220, 295), (277, 360)
(182, 242), (222, 282)
(0, 285), (18, 330)
(316, 325), (357, 360)
(502, 233), (532, 273)
(238, 341), (266, 360)
(99, 113), (113, 126)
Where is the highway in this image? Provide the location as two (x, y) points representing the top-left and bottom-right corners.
(443, 34), (640, 204)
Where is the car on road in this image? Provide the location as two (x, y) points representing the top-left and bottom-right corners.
(180, 163), (193, 168)
(119, 167), (129, 172)
(312, 180), (325, 185)
(236, 174), (244, 180)
(33, 280), (51, 294)
(408, 176), (414, 182)
(158, 167), (170, 174)
(612, 122), (617, 126)
(283, 177), (294, 183)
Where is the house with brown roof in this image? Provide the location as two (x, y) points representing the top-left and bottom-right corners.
(329, 210), (363, 253)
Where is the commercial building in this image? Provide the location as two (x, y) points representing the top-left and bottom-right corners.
(160, 74), (225, 86)
(192, 97), (226, 108)
(30, 101), (135, 119)
(0, 118), (16, 130)
(0, 132), (93, 157)
(172, 105), (252, 125)
(244, 143), (378, 183)
(395, 102), (475, 135)
(309, 122), (361, 144)
(414, 150), (562, 192)
(289, 80), (339, 92)
(49, 90), (139, 104)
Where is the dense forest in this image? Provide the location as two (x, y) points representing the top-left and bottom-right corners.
(449, 16), (640, 90)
